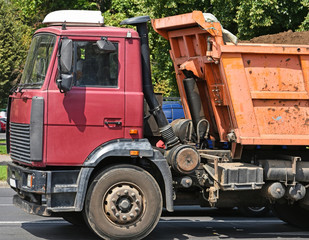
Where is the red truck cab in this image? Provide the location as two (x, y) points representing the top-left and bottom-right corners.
(9, 13), (144, 167)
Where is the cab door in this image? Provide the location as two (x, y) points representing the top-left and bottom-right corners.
(47, 38), (125, 165)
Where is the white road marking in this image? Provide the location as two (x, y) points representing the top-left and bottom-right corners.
(0, 220), (67, 225)
(0, 204), (13, 206)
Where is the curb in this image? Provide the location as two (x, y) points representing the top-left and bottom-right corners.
(0, 161), (10, 166)
(0, 181), (9, 188)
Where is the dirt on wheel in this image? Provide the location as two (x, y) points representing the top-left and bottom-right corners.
(242, 30), (309, 45)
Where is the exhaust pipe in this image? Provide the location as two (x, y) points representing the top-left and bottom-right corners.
(120, 16), (179, 149)
(183, 78), (209, 147)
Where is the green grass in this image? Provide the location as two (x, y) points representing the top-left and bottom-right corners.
(0, 165), (7, 181)
(0, 140), (6, 155)
(0, 139), (7, 181)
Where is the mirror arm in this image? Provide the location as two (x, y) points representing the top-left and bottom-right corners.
(56, 79), (65, 93)
(96, 37), (116, 53)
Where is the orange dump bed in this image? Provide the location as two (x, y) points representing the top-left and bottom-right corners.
(152, 11), (309, 147)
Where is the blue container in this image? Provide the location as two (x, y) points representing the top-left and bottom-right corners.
(162, 101), (185, 123)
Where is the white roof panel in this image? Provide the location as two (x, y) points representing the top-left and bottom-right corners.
(43, 10), (104, 26)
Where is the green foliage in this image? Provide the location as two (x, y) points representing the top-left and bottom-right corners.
(13, 0), (98, 26)
(210, 0), (239, 34)
(298, 0), (309, 31)
(236, 0), (308, 39)
(102, 0), (146, 27)
(0, 1), (31, 107)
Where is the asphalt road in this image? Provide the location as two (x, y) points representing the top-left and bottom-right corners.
(1, 188), (309, 240)
(0, 132), (5, 140)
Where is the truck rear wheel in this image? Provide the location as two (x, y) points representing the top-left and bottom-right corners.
(272, 202), (309, 229)
(238, 206), (270, 217)
(84, 164), (163, 240)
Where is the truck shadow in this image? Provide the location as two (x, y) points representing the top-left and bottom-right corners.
(20, 216), (309, 240)
(21, 220), (100, 240)
(146, 218), (309, 240)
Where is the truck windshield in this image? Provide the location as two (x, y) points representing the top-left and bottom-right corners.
(19, 34), (56, 88)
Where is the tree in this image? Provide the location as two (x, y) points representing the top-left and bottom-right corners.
(236, 0), (308, 39)
(12, 0), (98, 27)
(0, 1), (31, 107)
(298, 0), (309, 31)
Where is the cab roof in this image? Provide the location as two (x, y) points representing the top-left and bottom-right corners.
(35, 25), (139, 39)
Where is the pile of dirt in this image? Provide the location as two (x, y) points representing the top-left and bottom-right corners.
(243, 30), (309, 45)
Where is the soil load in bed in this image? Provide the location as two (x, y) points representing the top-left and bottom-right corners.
(243, 30), (309, 45)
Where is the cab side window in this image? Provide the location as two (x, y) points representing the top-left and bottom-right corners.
(73, 41), (118, 88)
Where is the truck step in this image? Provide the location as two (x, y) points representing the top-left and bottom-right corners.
(52, 184), (78, 193)
(203, 162), (264, 191)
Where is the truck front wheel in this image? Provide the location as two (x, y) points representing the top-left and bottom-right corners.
(272, 202), (309, 229)
(84, 164), (163, 240)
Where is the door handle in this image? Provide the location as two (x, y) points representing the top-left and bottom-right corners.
(104, 121), (122, 126)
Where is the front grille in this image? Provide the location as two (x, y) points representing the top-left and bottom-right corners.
(10, 122), (31, 163)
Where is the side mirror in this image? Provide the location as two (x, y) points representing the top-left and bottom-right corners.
(58, 38), (73, 93)
(57, 74), (73, 93)
(96, 38), (116, 53)
(59, 39), (73, 73)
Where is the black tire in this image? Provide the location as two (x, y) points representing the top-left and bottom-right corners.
(272, 202), (309, 229)
(84, 164), (163, 240)
(238, 206), (270, 217)
(62, 212), (86, 226)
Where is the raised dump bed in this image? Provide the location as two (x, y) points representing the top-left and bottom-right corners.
(152, 11), (309, 149)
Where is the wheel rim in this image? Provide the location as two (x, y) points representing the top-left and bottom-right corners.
(247, 206), (266, 212)
(103, 183), (144, 225)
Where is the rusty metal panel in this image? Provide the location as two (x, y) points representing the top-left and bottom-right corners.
(221, 51), (309, 145)
(221, 53), (260, 138)
(243, 54), (305, 94)
(253, 100), (309, 135)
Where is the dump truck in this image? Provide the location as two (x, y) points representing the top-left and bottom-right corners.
(6, 10), (309, 239)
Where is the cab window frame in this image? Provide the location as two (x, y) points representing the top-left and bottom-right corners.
(72, 40), (119, 88)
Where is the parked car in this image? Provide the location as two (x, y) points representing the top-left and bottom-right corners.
(0, 118), (6, 132)
(0, 109), (6, 119)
